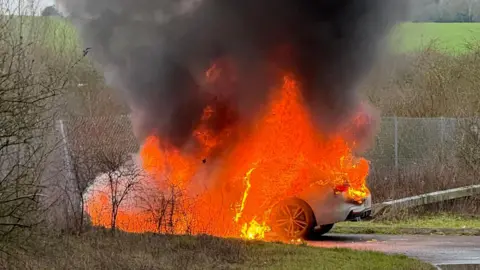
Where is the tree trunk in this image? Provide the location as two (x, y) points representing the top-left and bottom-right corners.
(168, 189), (175, 234)
(111, 206), (118, 234)
(79, 196), (85, 234)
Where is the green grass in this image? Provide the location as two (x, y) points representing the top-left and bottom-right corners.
(391, 22), (480, 54)
(34, 20), (480, 55)
(333, 214), (480, 235)
(10, 17), (480, 56)
(374, 214), (480, 228)
(3, 16), (80, 56)
(2, 230), (434, 270)
(9, 18), (480, 56)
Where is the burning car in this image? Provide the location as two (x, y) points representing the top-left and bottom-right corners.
(86, 75), (373, 241)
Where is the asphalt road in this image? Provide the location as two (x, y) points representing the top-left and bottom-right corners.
(308, 234), (480, 266)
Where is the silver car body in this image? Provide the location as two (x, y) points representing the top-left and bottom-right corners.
(296, 183), (372, 228)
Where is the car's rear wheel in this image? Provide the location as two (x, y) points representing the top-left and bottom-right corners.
(314, 223), (334, 236)
(269, 198), (316, 240)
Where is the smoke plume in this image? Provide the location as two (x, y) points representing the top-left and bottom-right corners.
(57, 0), (409, 149)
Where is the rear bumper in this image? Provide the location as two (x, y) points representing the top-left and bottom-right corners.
(345, 208), (372, 221)
(343, 195), (373, 221)
(298, 185), (373, 226)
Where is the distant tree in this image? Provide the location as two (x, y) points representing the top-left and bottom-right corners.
(41, 5), (61, 17)
(410, 0), (442, 22)
(65, 132), (100, 234)
(94, 150), (142, 234)
(410, 0), (480, 22)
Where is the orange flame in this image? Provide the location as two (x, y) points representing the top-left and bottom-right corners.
(241, 219), (270, 240)
(86, 69), (371, 240)
(234, 167), (255, 223)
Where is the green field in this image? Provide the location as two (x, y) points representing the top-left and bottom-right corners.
(16, 18), (480, 55)
(23, 17), (79, 52)
(391, 22), (480, 54)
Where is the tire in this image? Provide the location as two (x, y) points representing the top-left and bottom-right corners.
(269, 198), (316, 240)
(314, 223), (334, 236)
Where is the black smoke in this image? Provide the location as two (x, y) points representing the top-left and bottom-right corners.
(57, 0), (409, 149)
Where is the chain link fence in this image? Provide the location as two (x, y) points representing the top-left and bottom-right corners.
(366, 117), (480, 170)
(54, 115), (480, 171)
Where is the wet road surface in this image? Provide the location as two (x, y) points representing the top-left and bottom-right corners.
(308, 234), (480, 266)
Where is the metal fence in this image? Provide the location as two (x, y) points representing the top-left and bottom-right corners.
(56, 116), (480, 170)
(365, 117), (480, 169)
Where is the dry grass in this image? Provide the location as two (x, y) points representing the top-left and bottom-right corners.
(368, 164), (478, 202)
(0, 229), (434, 270)
(363, 43), (480, 118)
(366, 139), (480, 216)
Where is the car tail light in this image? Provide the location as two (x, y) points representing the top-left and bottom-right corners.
(333, 183), (350, 194)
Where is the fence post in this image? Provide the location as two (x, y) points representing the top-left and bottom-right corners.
(394, 116), (398, 168)
(58, 120), (73, 176)
(57, 120), (75, 196)
(440, 117), (445, 162)
(56, 119), (77, 228)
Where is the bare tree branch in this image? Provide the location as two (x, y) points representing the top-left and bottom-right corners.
(0, 0), (85, 248)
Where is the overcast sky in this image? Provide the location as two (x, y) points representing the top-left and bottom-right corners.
(9, 0), (57, 14)
(37, 0), (55, 10)
(2, 0), (55, 14)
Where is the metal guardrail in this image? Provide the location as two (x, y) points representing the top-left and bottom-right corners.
(373, 184), (480, 215)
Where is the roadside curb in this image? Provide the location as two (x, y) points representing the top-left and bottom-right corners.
(333, 226), (480, 236)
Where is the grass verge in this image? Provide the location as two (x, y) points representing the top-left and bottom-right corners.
(2, 230), (434, 270)
(333, 214), (480, 236)
(391, 22), (480, 54)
